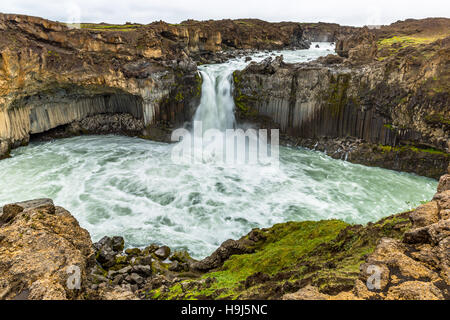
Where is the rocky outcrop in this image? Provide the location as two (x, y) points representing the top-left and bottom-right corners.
(0, 199), (94, 300)
(1, 170), (449, 300)
(300, 23), (358, 42)
(150, 171), (450, 300)
(233, 18), (450, 178)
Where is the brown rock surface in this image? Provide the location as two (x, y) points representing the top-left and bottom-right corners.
(0, 199), (94, 300)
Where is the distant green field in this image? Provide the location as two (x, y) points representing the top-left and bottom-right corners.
(65, 23), (142, 31)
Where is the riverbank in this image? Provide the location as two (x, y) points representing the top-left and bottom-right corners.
(0, 168), (448, 300)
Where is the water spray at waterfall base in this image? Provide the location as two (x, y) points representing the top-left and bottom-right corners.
(171, 121), (280, 166)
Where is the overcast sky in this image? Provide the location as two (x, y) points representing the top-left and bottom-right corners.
(0, 0), (448, 26)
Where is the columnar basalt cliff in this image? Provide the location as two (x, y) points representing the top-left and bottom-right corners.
(233, 18), (449, 178)
(0, 14), (311, 158)
(300, 22), (358, 42)
(1, 169), (449, 300)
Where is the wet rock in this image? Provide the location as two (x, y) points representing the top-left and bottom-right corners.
(125, 248), (142, 257)
(140, 255), (153, 265)
(117, 266), (132, 274)
(437, 174), (450, 193)
(169, 250), (193, 263)
(128, 273), (144, 285)
(168, 261), (189, 272)
(192, 239), (253, 272)
(142, 244), (159, 255)
(94, 236), (124, 254)
(95, 248), (117, 269)
(111, 237), (125, 252)
(245, 56), (252, 62)
(92, 274), (109, 284)
(132, 265), (152, 277)
(154, 246), (171, 260)
(0, 139), (9, 159)
(111, 274), (125, 286)
(168, 261), (181, 272)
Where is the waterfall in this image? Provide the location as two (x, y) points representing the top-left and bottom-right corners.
(193, 69), (236, 132)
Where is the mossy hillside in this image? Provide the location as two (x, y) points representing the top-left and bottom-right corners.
(378, 144), (449, 156)
(149, 212), (412, 299)
(66, 23), (142, 31)
(377, 35), (447, 59)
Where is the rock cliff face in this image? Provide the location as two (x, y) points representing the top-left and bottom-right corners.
(233, 18), (449, 178)
(300, 22), (358, 42)
(0, 14), (310, 158)
(1, 169), (449, 300)
(0, 199), (94, 299)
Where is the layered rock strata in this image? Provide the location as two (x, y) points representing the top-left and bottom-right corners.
(0, 14), (312, 158)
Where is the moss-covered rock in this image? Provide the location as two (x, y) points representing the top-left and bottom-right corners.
(147, 212), (413, 300)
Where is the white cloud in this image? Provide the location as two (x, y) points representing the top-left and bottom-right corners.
(0, 0), (448, 26)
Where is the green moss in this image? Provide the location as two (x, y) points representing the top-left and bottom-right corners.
(378, 144), (448, 156)
(149, 207), (419, 300)
(175, 92), (184, 102)
(425, 113), (450, 125)
(324, 74), (351, 116)
(76, 23), (141, 31)
(232, 71), (259, 116)
(153, 220), (349, 299)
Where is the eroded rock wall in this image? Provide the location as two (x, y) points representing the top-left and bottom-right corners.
(0, 14), (313, 158)
(233, 23), (450, 178)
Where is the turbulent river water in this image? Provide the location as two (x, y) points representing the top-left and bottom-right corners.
(0, 43), (438, 259)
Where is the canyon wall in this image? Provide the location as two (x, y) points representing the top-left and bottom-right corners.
(233, 20), (449, 178)
(0, 14), (311, 158)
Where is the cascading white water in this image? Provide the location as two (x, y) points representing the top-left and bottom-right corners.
(193, 70), (236, 132)
(0, 43), (437, 259)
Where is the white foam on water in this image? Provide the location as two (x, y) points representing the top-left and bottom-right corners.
(0, 43), (438, 259)
(0, 135), (437, 259)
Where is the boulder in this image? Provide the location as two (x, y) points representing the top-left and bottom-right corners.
(409, 201), (439, 227)
(192, 239), (253, 272)
(154, 246), (171, 260)
(0, 204), (24, 225)
(0, 200), (94, 300)
(437, 174), (450, 193)
(125, 248), (142, 257)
